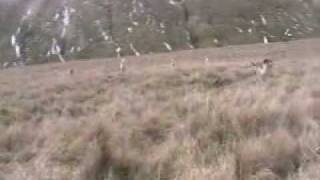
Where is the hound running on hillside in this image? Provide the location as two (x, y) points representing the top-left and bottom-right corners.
(251, 59), (273, 77)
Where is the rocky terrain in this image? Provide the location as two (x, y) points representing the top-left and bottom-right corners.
(0, 0), (320, 66)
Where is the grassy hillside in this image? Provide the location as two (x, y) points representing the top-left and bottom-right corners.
(0, 39), (320, 179)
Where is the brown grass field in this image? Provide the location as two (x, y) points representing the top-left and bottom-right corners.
(1, 38), (320, 180)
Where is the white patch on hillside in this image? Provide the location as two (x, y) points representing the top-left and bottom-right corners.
(130, 43), (141, 56)
(260, 15), (267, 25)
(163, 42), (173, 51)
(15, 45), (21, 58)
(263, 36), (269, 44)
(11, 35), (16, 46)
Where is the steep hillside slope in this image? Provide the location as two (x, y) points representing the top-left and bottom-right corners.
(0, 0), (320, 66)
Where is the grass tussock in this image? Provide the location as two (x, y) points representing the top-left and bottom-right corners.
(1, 59), (320, 180)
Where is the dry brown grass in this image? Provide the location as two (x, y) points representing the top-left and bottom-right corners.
(1, 40), (320, 180)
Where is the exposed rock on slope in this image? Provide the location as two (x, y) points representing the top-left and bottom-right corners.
(0, 0), (319, 66)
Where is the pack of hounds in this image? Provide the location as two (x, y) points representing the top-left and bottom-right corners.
(66, 57), (274, 79)
(116, 57), (274, 79)
(1, 56), (274, 80)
